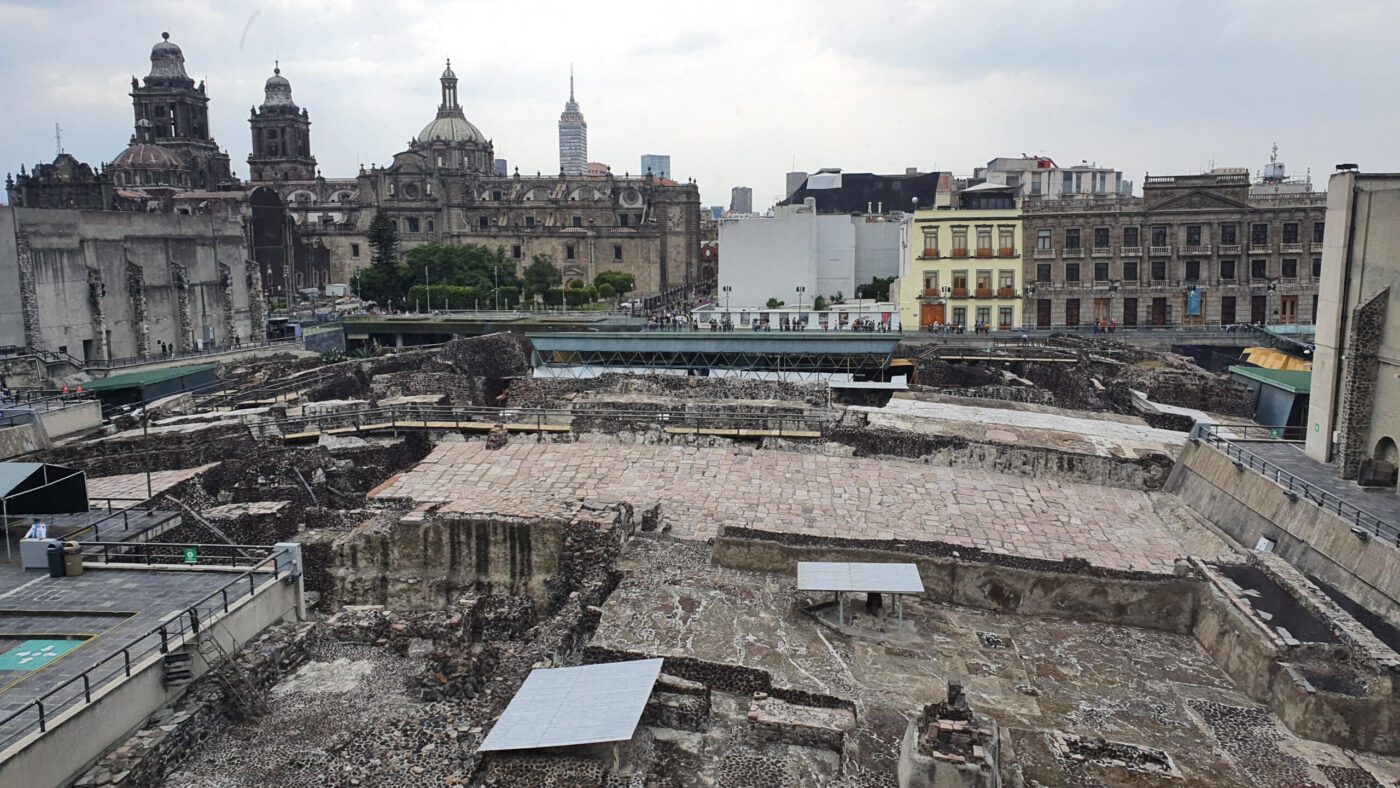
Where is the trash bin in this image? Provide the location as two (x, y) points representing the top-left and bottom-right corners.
(46, 542), (66, 579)
(62, 541), (84, 577)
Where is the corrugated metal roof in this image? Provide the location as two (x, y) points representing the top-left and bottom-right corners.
(84, 364), (218, 392)
(1228, 365), (1312, 394)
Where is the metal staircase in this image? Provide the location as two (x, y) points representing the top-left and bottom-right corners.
(193, 624), (267, 719)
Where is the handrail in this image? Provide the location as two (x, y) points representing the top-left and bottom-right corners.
(85, 337), (303, 371)
(0, 547), (287, 750)
(1197, 424), (1400, 547)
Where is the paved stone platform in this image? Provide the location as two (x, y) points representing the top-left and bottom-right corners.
(371, 442), (1222, 572)
(85, 463), (218, 504)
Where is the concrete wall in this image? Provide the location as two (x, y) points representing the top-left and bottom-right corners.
(1306, 171), (1400, 467)
(0, 424), (44, 458)
(717, 205), (816, 309)
(1168, 440), (1400, 628)
(0, 207), (260, 361)
(712, 536), (1200, 634)
(852, 217), (902, 290)
(37, 399), (101, 439)
(815, 214), (855, 300)
(0, 570), (301, 788)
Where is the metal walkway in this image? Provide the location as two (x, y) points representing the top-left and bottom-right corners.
(528, 332), (900, 376)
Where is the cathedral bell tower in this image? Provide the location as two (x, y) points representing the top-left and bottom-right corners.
(248, 62), (317, 182)
(129, 32), (234, 189)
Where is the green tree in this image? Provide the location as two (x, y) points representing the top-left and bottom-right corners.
(831, 291), (846, 305)
(766, 297), (785, 309)
(593, 270), (636, 295)
(597, 282), (616, 300)
(856, 276), (896, 301)
(366, 211), (400, 269)
(813, 295), (829, 311)
(495, 286), (521, 307)
(521, 255), (561, 297)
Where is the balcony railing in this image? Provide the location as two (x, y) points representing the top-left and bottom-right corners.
(919, 248), (939, 259)
(951, 287), (969, 298)
(1091, 247), (1113, 257)
(1033, 248), (1055, 259)
(1182, 244), (1213, 256)
(952, 248), (970, 258)
(1121, 246), (1143, 257)
(975, 248), (994, 258)
(1062, 247), (1084, 258)
(921, 288), (940, 298)
(998, 286), (1016, 298)
(975, 288), (994, 299)
(1217, 244), (1242, 255)
(998, 246), (1017, 258)
(1149, 245), (1172, 256)
(1281, 243), (1303, 254)
(1248, 242), (1273, 253)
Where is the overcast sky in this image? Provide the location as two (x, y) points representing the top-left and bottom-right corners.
(3, 0), (1397, 208)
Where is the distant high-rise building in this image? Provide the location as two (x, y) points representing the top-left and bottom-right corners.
(558, 68), (587, 176)
(494, 158), (508, 176)
(587, 161), (610, 177)
(730, 186), (753, 214)
(641, 154), (671, 179)
(785, 171), (807, 200)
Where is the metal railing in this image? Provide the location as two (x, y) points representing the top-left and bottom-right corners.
(85, 337), (303, 371)
(1210, 423), (1308, 441)
(0, 546), (288, 751)
(1197, 424), (1400, 547)
(77, 541), (276, 568)
(271, 403), (832, 438)
(54, 499), (161, 544)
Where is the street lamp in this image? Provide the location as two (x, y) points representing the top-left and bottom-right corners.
(722, 285), (732, 319)
(795, 285), (806, 330)
(494, 265), (500, 311)
(424, 264), (430, 313)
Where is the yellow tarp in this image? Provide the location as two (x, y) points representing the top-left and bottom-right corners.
(1242, 347), (1312, 371)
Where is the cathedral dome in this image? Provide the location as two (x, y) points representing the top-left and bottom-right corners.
(262, 63), (295, 108)
(417, 115), (485, 145)
(148, 32), (189, 79)
(112, 141), (186, 170)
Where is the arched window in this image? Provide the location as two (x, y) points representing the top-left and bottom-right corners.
(388, 182), (395, 197)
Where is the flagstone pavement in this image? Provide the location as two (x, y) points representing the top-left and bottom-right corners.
(371, 442), (1200, 573)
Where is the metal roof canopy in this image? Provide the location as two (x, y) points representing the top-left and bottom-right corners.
(479, 658), (664, 752)
(797, 561), (925, 594)
(0, 462), (88, 514)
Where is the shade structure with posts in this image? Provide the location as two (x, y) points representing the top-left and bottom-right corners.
(797, 561), (925, 629)
(0, 462), (89, 560)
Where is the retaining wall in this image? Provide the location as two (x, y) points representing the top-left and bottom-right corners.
(1167, 440), (1400, 629)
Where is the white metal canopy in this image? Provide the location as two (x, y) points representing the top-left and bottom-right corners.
(797, 561), (925, 594)
(479, 658), (664, 752)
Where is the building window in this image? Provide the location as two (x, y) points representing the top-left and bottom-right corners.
(492, 191), (503, 201)
(436, 155), (444, 168)
(350, 243), (360, 258)
(952, 270), (969, 295)
(426, 182), (432, 197)
(952, 307), (967, 326)
(1251, 223), (1269, 245)
(1151, 260), (1167, 280)
(1065, 299), (1080, 326)
(479, 215), (489, 228)
(998, 306), (1013, 329)
(387, 182), (395, 197)
(1312, 255), (1322, 277)
(406, 217), (420, 233)
(952, 227), (969, 253)
(566, 245), (576, 260)
(1251, 258), (1267, 279)
(1062, 172), (1074, 194)
(1218, 224), (1236, 246)
(975, 226), (992, 255)
(1123, 260), (1138, 281)
(427, 219), (434, 233)
(998, 226), (1014, 252)
(1065, 263), (1080, 282)
(1151, 226), (1168, 247)
(613, 244), (623, 260)
(1094, 261), (1109, 281)
(511, 245), (522, 259)
(999, 270), (1015, 289)
(1282, 258), (1297, 278)
(1093, 227), (1110, 248)
(1036, 229), (1052, 250)
(1283, 223), (1299, 244)
(1186, 225), (1202, 247)
(975, 270), (993, 295)
(1313, 222), (1324, 244)
(1065, 228), (1081, 249)
(1220, 259), (1236, 279)
(1185, 260), (1200, 281)
(525, 216), (535, 227)
(976, 306), (991, 327)
(572, 216), (582, 228)
(1037, 263), (1051, 282)
(921, 228), (938, 255)
(619, 214), (630, 227)
(923, 272), (939, 293)
(1123, 226), (1140, 248)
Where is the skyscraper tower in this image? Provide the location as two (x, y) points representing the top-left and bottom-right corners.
(558, 67), (588, 176)
(248, 62), (317, 182)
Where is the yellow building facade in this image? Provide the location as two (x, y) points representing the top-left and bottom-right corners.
(897, 201), (1024, 332)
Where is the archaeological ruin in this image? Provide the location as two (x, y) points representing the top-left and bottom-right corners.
(0, 331), (1397, 787)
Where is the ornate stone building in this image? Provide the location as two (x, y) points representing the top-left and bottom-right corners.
(126, 33), (235, 191)
(1021, 165), (1326, 328)
(4, 154), (110, 210)
(248, 63), (316, 183)
(263, 62), (701, 293)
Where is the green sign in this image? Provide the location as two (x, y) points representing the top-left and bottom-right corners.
(0, 639), (83, 671)
(183, 547), (198, 564)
